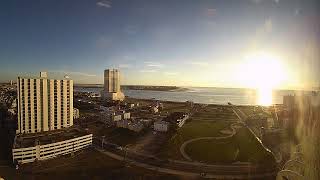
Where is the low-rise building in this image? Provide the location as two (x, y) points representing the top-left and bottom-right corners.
(112, 114), (122, 121)
(8, 108), (15, 115)
(128, 121), (144, 132)
(177, 114), (189, 127)
(154, 121), (169, 132)
(151, 106), (159, 113)
(116, 119), (129, 128)
(89, 92), (100, 98)
(128, 103), (135, 108)
(73, 108), (80, 119)
(123, 112), (130, 119)
(116, 119), (144, 132)
(111, 111), (130, 122)
(12, 130), (92, 164)
(164, 112), (189, 128)
(140, 119), (153, 127)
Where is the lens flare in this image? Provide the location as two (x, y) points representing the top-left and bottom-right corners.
(257, 87), (272, 106)
(238, 51), (287, 106)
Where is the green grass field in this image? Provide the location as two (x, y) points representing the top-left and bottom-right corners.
(160, 120), (232, 160)
(184, 127), (276, 165)
(185, 138), (238, 163)
(160, 106), (276, 166)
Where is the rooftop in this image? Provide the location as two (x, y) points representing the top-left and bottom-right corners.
(14, 128), (90, 148)
(17, 71), (72, 81)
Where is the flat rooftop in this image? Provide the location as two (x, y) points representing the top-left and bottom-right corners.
(14, 128), (90, 149)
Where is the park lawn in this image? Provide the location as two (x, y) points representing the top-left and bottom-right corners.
(160, 121), (231, 160)
(162, 104), (188, 113)
(161, 121), (275, 166)
(193, 109), (238, 120)
(192, 113), (236, 119)
(185, 139), (238, 163)
(184, 127), (276, 165)
(233, 127), (276, 166)
(176, 121), (232, 140)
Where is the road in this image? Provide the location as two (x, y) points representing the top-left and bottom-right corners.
(95, 146), (276, 179)
(93, 136), (277, 179)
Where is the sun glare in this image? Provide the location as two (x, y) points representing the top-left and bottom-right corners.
(240, 51), (287, 106)
(257, 87), (272, 106)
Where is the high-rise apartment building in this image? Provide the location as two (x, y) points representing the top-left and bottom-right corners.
(103, 69), (124, 101)
(104, 69), (121, 93)
(16, 72), (73, 134)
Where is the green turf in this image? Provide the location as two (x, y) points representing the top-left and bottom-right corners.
(233, 127), (275, 165)
(160, 121), (231, 159)
(183, 127), (276, 165)
(160, 106), (276, 166)
(185, 139), (238, 163)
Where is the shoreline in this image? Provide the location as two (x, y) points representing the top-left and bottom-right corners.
(74, 85), (189, 92)
(126, 97), (281, 107)
(75, 86), (284, 106)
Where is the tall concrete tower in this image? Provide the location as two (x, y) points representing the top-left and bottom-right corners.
(103, 69), (124, 101)
(104, 69), (120, 93)
(16, 72), (74, 134)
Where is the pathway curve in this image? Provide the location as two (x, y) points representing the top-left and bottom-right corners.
(95, 147), (276, 179)
(180, 122), (242, 161)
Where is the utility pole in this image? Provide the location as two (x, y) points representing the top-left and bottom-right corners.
(123, 144), (130, 166)
(101, 135), (105, 149)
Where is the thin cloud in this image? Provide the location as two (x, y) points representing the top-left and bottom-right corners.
(49, 70), (97, 77)
(97, 36), (113, 48)
(206, 8), (217, 16)
(186, 61), (209, 66)
(96, 1), (112, 8)
(124, 25), (139, 35)
(147, 64), (163, 68)
(263, 18), (273, 33)
(118, 64), (132, 68)
(248, 17), (274, 49)
(144, 61), (164, 68)
(164, 72), (179, 76)
(139, 69), (157, 73)
(251, 0), (263, 3)
(251, 0), (279, 4)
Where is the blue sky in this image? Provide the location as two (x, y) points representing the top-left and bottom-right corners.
(0, 0), (319, 89)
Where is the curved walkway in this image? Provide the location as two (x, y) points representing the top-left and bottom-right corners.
(180, 122), (242, 161)
(95, 147), (276, 179)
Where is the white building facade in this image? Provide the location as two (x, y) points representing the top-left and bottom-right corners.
(154, 121), (169, 132)
(103, 69), (124, 101)
(12, 134), (92, 164)
(73, 108), (80, 119)
(16, 72), (74, 134)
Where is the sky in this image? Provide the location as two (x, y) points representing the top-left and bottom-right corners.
(0, 0), (319, 89)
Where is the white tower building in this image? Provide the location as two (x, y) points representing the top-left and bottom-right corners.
(16, 72), (74, 134)
(103, 69), (124, 101)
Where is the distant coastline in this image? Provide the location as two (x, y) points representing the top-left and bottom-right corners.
(74, 84), (188, 92)
(122, 85), (188, 92)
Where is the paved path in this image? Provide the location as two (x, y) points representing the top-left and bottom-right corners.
(95, 147), (276, 179)
(179, 122), (241, 161)
(96, 147), (199, 178)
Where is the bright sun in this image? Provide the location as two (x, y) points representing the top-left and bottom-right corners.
(240, 51), (287, 106)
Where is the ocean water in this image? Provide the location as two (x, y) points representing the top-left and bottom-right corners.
(75, 87), (295, 105)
